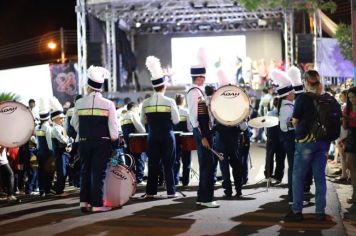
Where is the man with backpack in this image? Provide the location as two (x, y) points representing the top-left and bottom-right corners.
(283, 70), (342, 222)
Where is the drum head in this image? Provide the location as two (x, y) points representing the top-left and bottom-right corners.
(0, 101), (35, 148)
(103, 165), (136, 207)
(210, 85), (250, 126)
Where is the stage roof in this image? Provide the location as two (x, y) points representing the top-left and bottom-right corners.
(86, 0), (284, 34)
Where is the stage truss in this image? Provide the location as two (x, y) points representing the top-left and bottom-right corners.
(77, 0), (293, 92)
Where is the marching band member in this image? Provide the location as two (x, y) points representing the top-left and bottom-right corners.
(36, 97), (53, 197)
(238, 121), (251, 185)
(65, 95), (82, 188)
(173, 94), (192, 186)
(140, 56), (179, 198)
(270, 69), (295, 206)
(50, 96), (71, 196)
(214, 118), (244, 198)
(71, 65), (119, 213)
(121, 101), (146, 185)
(186, 66), (219, 208)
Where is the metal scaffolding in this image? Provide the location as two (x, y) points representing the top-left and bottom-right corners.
(77, 0), (289, 92)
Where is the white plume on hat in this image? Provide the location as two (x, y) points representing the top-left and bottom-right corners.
(38, 97), (50, 120)
(270, 69), (294, 97)
(287, 66), (304, 94)
(39, 97), (49, 114)
(49, 96), (64, 120)
(145, 56), (164, 80)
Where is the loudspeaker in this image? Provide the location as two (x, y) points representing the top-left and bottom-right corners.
(87, 42), (103, 66)
(87, 42), (108, 91)
(296, 34), (314, 63)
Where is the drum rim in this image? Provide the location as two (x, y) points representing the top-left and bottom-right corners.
(210, 84), (250, 126)
(0, 100), (35, 148)
(129, 133), (148, 137)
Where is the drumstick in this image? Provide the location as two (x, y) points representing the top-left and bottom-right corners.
(208, 147), (224, 161)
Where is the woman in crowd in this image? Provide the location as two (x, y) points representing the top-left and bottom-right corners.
(0, 146), (16, 201)
(343, 87), (356, 203)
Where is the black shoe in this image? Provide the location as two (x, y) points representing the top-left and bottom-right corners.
(235, 191), (242, 198)
(315, 213), (326, 221)
(80, 207), (91, 213)
(282, 211), (303, 222)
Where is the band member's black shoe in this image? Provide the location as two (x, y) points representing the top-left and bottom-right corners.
(80, 207), (91, 213)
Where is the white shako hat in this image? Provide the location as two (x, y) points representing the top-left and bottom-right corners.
(50, 96), (65, 120)
(270, 69), (294, 97)
(287, 66), (304, 94)
(190, 65), (206, 77)
(145, 56), (165, 88)
(39, 97), (50, 121)
(87, 65), (110, 91)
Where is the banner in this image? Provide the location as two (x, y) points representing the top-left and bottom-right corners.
(317, 38), (353, 78)
(49, 63), (78, 105)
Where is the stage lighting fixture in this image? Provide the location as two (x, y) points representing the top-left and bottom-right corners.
(258, 19), (267, 26)
(135, 22), (141, 28)
(152, 25), (161, 31)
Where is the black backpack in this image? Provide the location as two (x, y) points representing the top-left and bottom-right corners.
(308, 92), (342, 142)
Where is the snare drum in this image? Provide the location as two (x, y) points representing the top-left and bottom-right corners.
(103, 164), (136, 207)
(180, 132), (196, 151)
(210, 85), (250, 126)
(129, 133), (148, 153)
(0, 101), (35, 148)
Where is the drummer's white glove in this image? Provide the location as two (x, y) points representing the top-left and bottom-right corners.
(239, 121), (248, 131)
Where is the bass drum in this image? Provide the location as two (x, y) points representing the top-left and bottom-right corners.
(210, 85), (250, 126)
(0, 101), (35, 148)
(103, 154), (136, 208)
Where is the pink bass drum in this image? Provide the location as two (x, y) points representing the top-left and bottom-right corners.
(0, 101), (35, 148)
(103, 154), (136, 208)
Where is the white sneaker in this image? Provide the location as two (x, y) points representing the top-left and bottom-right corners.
(199, 201), (220, 208)
(7, 195), (17, 201)
(92, 206), (112, 212)
(139, 194), (155, 199)
(80, 202), (89, 207)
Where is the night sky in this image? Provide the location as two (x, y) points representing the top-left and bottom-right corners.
(0, 0), (76, 46)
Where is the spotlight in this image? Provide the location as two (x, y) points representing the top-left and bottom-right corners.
(135, 22), (141, 28)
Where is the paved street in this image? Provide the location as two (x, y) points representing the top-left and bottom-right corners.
(0, 143), (353, 236)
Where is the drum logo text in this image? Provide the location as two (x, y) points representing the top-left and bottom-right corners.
(0, 106), (17, 114)
(221, 90), (239, 99)
(111, 169), (127, 180)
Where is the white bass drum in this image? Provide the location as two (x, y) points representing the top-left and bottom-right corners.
(210, 85), (250, 126)
(0, 101), (35, 148)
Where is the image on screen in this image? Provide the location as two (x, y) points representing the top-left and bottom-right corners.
(171, 35), (246, 85)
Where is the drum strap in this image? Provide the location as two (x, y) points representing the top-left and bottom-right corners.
(187, 87), (205, 96)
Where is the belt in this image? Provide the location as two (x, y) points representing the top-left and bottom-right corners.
(79, 137), (110, 141)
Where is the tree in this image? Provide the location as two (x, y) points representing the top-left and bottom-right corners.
(0, 92), (20, 102)
(238, 0), (336, 12)
(335, 24), (353, 61)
